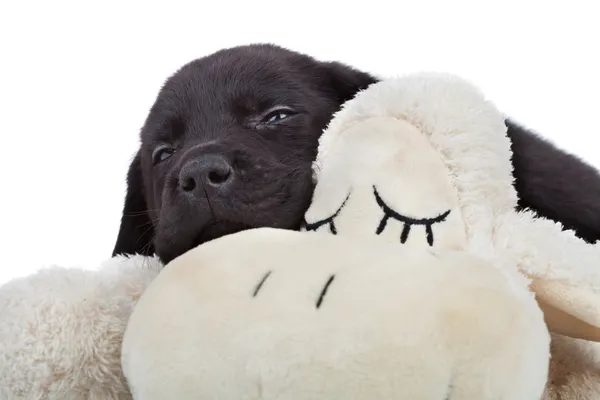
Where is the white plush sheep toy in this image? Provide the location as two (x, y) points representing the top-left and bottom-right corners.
(121, 73), (600, 399)
(2, 73), (600, 400)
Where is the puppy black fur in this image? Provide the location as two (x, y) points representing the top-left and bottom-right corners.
(112, 43), (600, 264)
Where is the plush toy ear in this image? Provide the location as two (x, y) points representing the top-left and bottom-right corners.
(112, 150), (156, 257)
(320, 61), (377, 105)
(531, 278), (600, 342)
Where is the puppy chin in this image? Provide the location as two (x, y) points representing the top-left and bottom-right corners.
(194, 220), (252, 246)
(155, 216), (254, 263)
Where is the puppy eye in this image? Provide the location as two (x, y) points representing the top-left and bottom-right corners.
(261, 108), (295, 124)
(152, 146), (176, 164)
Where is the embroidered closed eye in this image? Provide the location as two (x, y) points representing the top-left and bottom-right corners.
(373, 186), (451, 246)
(304, 193), (351, 235)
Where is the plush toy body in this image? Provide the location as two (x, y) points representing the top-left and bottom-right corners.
(122, 73), (600, 399)
(122, 228), (549, 400)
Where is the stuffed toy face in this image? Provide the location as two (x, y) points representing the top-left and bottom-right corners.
(122, 228), (550, 400)
(303, 116), (467, 250)
(304, 72), (519, 257)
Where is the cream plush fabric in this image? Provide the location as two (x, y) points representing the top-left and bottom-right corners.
(0, 255), (162, 400)
(122, 73), (600, 399)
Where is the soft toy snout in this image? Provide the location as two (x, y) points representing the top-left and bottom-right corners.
(122, 228), (550, 400)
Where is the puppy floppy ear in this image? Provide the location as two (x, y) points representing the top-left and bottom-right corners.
(112, 150), (156, 257)
(320, 61), (377, 105)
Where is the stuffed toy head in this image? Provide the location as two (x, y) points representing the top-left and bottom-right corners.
(303, 73), (514, 253)
(303, 72), (600, 343)
(119, 72), (600, 399)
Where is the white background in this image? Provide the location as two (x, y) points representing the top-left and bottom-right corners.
(0, 0), (599, 285)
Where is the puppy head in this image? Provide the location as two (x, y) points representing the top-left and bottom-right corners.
(112, 44), (376, 263)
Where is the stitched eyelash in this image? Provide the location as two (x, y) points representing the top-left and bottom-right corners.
(373, 186), (451, 246)
(304, 193), (351, 235)
(305, 187), (451, 246)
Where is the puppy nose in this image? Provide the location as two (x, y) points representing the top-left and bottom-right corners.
(179, 155), (234, 194)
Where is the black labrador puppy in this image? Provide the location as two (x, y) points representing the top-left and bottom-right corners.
(112, 43), (600, 264)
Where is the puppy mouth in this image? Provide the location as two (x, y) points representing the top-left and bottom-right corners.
(193, 220), (253, 246)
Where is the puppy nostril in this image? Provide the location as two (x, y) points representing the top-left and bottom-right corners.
(181, 177), (196, 192)
(207, 168), (231, 185)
